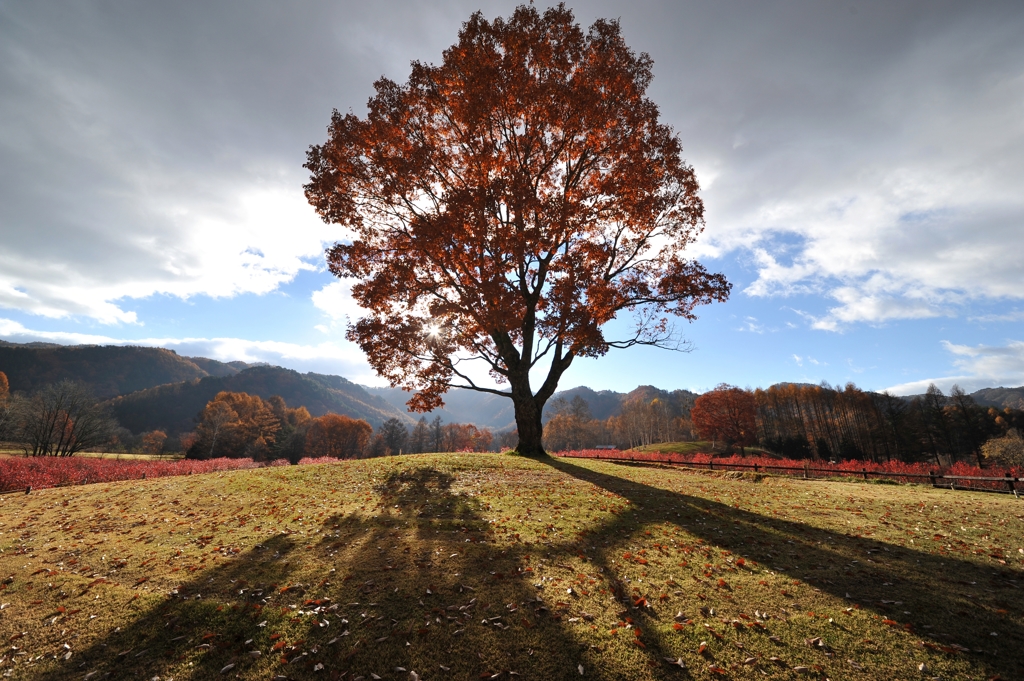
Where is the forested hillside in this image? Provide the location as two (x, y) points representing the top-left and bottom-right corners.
(970, 386), (1024, 409)
(104, 365), (411, 434)
(0, 341), (249, 398)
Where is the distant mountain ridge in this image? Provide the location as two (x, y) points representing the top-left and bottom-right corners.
(0, 341), (247, 398)
(363, 383), (700, 430)
(968, 387), (1024, 409)
(105, 365), (413, 434)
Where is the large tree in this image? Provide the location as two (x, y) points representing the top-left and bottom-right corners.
(189, 391), (281, 460)
(305, 413), (373, 460)
(305, 4), (730, 456)
(691, 384), (756, 453)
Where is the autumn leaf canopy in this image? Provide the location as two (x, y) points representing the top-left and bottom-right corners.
(305, 4), (730, 411)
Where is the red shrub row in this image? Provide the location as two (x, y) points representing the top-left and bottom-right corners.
(0, 456), (262, 492)
(554, 449), (1024, 490)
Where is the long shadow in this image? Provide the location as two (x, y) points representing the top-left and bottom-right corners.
(544, 457), (1024, 679)
(31, 457), (1022, 679)
(37, 465), (648, 680)
(36, 531), (304, 680)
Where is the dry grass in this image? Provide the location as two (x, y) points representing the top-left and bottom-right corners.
(629, 442), (772, 456)
(631, 442), (711, 455)
(0, 451), (184, 461)
(0, 454), (1021, 680)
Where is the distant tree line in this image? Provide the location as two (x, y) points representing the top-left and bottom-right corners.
(541, 391), (698, 451)
(538, 380), (1024, 469)
(4, 368), (1021, 468)
(185, 391), (498, 462)
(753, 382), (1022, 467)
(0, 371), (501, 460)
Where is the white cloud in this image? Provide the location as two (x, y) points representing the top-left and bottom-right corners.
(737, 316), (765, 333)
(311, 279), (369, 325)
(968, 310), (1024, 323)
(0, 183), (332, 324)
(0, 4), (351, 325)
(682, 9), (1024, 330)
(885, 339), (1024, 395)
(809, 287), (951, 331)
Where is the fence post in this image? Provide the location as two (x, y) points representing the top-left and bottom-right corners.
(862, 468), (868, 481)
(1005, 473), (1016, 497)
(803, 462), (809, 479)
(709, 460), (714, 471)
(754, 464), (759, 473)
(25, 486), (31, 495)
(929, 471), (937, 488)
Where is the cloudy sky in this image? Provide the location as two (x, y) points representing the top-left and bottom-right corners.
(1, 0), (1023, 395)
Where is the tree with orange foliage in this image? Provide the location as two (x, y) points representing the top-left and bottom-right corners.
(305, 413), (372, 459)
(191, 391), (280, 459)
(305, 4), (730, 456)
(691, 384), (756, 453)
(141, 430), (167, 455)
(0, 371), (8, 401)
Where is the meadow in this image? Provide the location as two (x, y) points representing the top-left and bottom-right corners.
(0, 453), (1021, 680)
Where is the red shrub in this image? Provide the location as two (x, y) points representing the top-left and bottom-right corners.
(553, 449), (1023, 491)
(0, 456), (259, 492)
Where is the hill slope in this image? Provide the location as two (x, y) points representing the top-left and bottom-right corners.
(0, 454), (1019, 680)
(105, 365), (412, 434)
(970, 386), (1024, 409)
(0, 342), (222, 398)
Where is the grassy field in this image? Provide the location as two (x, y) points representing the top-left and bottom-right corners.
(631, 442), (711, 455)
(0, 454), (1021, 680)
(0, 451), (184, 461)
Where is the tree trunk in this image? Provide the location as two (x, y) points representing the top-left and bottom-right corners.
(512, 393), (546, 457)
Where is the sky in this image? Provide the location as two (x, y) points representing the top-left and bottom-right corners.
(1, 0), (1023, 396)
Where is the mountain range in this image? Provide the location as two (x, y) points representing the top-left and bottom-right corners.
(364, 383), (699, 431)
(1, 340), (1022, 435)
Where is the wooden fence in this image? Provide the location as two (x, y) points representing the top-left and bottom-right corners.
(0, 486), (31, 496)
(557, 453), (1022, 497)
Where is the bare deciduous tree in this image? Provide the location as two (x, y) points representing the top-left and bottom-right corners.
(20, 380), (116, 456)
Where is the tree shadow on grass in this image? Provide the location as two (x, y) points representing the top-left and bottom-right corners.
(543, 457), (1024, 679)
(36, 465), (652, 681)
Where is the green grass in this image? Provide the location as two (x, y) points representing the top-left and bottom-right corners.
(0, 453), (1021, 680)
